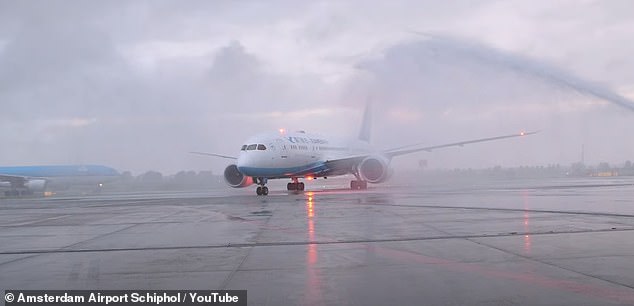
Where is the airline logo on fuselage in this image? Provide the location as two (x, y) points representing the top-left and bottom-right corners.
(287, 137), (328, 144)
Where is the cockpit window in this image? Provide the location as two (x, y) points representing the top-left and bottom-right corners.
(241, 145), (247, 151)
(257, 144), (266, 150)
(246, 144), (257, 150)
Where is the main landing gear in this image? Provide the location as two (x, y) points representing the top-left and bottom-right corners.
(350, 173), (368, 190)
(350, 180), (367, 190)
(255, 177), (269, 196)
(287, 177), (305, 191)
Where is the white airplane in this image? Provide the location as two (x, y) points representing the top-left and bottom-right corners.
(193, 105), (536, 195)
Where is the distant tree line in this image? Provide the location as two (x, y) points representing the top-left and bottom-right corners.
(111, 170), (223, 191)
(109, 160), (634, 191)
(436, 160), (634, 179)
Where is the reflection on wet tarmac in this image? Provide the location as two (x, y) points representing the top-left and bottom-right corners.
(522, 190), (532, 255)
(304, 191), (322, 305)
(1, 177), (634, 305)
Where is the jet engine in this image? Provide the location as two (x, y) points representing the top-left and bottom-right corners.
(223, 164), (254, 188)
(24, 179), (48, 191)
(357, 156), (392, 183)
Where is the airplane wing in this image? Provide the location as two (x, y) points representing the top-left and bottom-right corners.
(311, 131), (538, 177)
(384, 131), (538, 158)
(189, 151), (238, 160)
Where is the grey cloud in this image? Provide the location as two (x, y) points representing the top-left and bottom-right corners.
(0, 21), (338, 173)
(1, 1), (632, 174)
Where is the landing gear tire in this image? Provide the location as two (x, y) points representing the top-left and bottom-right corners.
(286, 181), (304, 192)
(255, 177), (269, 196)
(256, 186), (269, 196)
(350, 180), (367, 190)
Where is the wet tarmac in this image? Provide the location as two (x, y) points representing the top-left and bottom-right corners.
(1, 177), (634, 305)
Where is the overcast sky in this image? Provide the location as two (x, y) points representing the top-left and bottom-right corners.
(1, 0), (633, 175)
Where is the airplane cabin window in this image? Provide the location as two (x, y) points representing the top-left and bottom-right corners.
(257, 144), (266, 150)
(247, 144), (257, 150)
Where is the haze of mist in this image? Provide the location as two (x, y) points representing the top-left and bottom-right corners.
(1, 1), (633, 175)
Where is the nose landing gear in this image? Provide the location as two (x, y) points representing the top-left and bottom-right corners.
(256, 186), (269, 196)
(255, 177), (269, 196)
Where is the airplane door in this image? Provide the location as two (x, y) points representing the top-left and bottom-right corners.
(276, 139), (290, 165)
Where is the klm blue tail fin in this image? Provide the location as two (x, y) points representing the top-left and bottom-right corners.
(358, 103), (372, 142)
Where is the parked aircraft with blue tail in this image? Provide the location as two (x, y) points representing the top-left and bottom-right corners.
(193, 105), (537, 195)
(0, 165), (120, 196)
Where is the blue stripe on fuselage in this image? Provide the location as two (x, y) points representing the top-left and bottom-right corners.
(0, 165), (119, 177)
(238, 162), (328, 178)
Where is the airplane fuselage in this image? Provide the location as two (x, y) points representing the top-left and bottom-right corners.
(236, 131), (375, 179)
